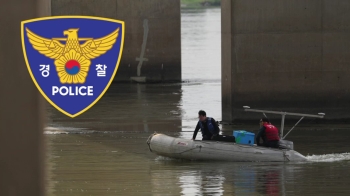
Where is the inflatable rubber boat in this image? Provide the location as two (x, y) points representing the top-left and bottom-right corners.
(146, 106), (325, 162)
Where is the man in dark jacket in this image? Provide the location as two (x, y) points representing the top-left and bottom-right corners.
(256, 118), (280, 148)
(192, 110), (220, 140)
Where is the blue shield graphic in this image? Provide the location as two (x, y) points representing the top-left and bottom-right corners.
(21, 16), (124, 117)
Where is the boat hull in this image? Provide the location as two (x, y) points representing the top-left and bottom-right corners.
(147, 133), (307, 162)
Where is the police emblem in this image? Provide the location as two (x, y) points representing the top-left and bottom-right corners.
(21, 16), (124, 117)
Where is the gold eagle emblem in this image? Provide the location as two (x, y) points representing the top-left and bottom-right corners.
(25, 27), (120, 84)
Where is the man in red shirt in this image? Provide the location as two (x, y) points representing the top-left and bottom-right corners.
(256, 118), (280, 148)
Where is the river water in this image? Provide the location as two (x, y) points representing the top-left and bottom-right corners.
(45, 8), (350, 196)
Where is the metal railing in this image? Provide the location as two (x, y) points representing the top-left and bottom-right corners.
(243, 106), (325, 139)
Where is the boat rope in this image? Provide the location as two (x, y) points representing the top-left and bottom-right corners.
(175, 145), (203, 154)
(146, 132), (157, 152)
(283, 151), (290, 161)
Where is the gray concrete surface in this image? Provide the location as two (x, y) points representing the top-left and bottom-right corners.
(51, 0), (181, 83)
(0, 0), (47, 195)
(222, 0), (350, 122)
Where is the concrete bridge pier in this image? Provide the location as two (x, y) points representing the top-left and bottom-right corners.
(222, 0), (350, 123)
(0, 0), (47, 195)
(52, 0), (182, 83)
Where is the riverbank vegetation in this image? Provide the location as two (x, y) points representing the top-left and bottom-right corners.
(181, 0), (221, 8)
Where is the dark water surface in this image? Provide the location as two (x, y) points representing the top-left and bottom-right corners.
(45, 8), (350, 196)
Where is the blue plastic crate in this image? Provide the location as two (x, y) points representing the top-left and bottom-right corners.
(233, 130), (255, 145)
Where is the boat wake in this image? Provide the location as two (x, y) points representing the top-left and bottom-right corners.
(155, 156), (176, 161)
(43, 126), (156, 134)
(306, 153), (350, 162)
(44, 126), (92, 134)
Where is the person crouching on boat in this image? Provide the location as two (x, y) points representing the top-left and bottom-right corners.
(192, 110), (220, 141)
(256, 118), (280, 148)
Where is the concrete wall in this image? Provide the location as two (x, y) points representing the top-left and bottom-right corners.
(0, 0), (47, 195)
(222, 0), (350, 122)
(52, 0), (181, 83)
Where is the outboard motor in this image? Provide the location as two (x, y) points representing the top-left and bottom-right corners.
(279, 139), (294, 150)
